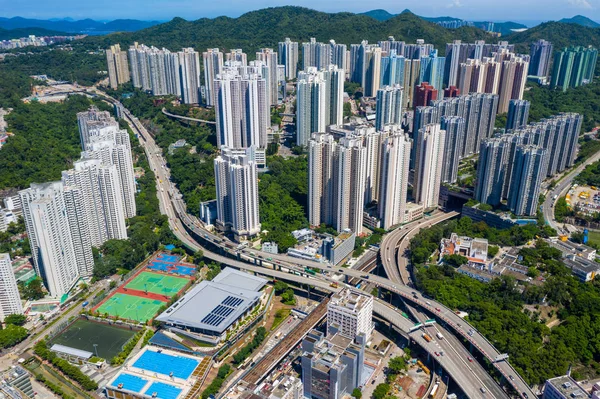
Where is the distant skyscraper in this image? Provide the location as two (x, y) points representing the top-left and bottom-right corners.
(178, 48), (202, 104)
(375, 85), (403, 131)
(303, 38), (346, 72)
(226, 49), (247, 66)
(551, 46), (598, 92)
(106, 44), (130, 89)
(256, 48), (280, 106)
(380, 50), (405, 87)
(214, 147), (261, 241)
(0, 253), (23, 321)
(440, 116), (465, 184)
(203, 48), (224, 107)
(506, 99), (530, 130)
(419, 50), (445, 92)
(20, 182), (80, 297)
(508, 145), (547, 216)
(529, 39), (553, 78)
(296, 66), (344, 147)
(414, 124), (446, 209)
(214, 68), (269, 149)
(278, 38), (299, 80)
(495, 50), (529, 113)
(378, 133), (411, 229)
(475, 138), (507, 206)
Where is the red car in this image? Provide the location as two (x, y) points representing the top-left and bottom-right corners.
(435, 307), (441, 312)
(467, 357), (473, 362)
(434, 352), (439, 356)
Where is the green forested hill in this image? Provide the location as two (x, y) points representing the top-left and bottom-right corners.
(506, 21), (600, 52)
(80, 7), (494, 55)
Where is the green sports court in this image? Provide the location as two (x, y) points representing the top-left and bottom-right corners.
(94, 293), (166, 323)
(124, 271), (189, 298)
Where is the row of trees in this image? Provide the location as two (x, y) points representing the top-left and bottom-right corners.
(232, 326), (267, 365)
(34, 340), (98, 391)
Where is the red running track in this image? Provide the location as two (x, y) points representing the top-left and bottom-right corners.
(115, 286), (170, 302)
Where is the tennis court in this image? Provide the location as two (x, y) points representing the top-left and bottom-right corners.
(95, 293), (165, 323)
(156, 254), (179, 263)
(125, 271), (189, 297)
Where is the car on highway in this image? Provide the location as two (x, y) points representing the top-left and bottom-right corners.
(434, 352), (439, 356)
(522, 393), (528, 398)
(467, 356), (473, 362)
(509, 375), (514, 381)
(435, 307), (441, 312)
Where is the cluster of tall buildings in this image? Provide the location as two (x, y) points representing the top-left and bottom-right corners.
(0, 34), (83, 50)
(127, 43), (202, 104)
(475, 112), (582, 216)
(19, 107), (135, 297)
(550, 46), (598, 92)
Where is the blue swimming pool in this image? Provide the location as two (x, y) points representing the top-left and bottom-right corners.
(111, 373), (148, 392)
(133, 350), (199, 379)
(144, 382), (182, 399)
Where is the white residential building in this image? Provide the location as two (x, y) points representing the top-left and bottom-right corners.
(336, 137), (367, 234)
(214, 147), (261, 241)
(414, 124), (446, 210)
(0, 253), (23, 321)
(256, 48), (280, 106)
(278, 38), (299, 80)
(214, 68), (269, 149)
(327, 288), (373, 340)
(179, 47), (202, 104)
(375, 85), (404, 131)
(106, 44), (130, 89)
(203, 48), (224, 107)
(19, 182), (80, 297)
(378, 133), (411, 230)
(296, 66), (344, 147)
(308, 133), (337, 227)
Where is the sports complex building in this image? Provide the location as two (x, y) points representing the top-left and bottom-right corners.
(155, 268), (267, 343)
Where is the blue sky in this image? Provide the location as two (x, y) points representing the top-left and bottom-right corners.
(2, 0), (599, 22)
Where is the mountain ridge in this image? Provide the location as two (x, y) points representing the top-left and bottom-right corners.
(0, 16), (162, 35)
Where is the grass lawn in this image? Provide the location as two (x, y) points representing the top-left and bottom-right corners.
(585, 230), (600, 247)
(271, 308), (291, 331)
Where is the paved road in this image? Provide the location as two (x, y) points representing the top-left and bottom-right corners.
(542, 149), (600, 232)
(97, 90), (529, 398)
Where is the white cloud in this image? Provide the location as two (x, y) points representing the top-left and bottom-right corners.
(447, 0), (463, 8)
(567, 0), (593, 9)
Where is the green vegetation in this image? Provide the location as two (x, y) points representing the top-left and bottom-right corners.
(274, 281), (297, 305)
(259, 156), (309, 252)
(554, 197), (575, 222)
(372, 383), (391, 399)
(442, 253), (468, 267)
(506, 21), (600, 53)
(0, 217), (30, 258)
(3, 313), (27, 326)
(413, 223), (600, 384)
(202, 363), (232, 399)
(232, 326), (267, 365)
(204, 261), (222, 281)
(0, 324), (28, 349)
(575, 159), (600, 186)
(271, 308), (291, 331)
(33, 340), (98, 391)
(525, 80), (600, 132)
(82, 8), (494, 56)
(351, 388), (362, 399)
(0, 96), (99, 189)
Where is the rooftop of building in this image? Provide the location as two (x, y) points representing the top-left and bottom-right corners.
(547, 238), (597, 258)
(546, 375), (590, 399)
(211, 268), (267, 292)
(50, 344), (93, 359)
(563, 255), (600, 275)
(329, 288), (373, 314)
(156, 269), (265, 333)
